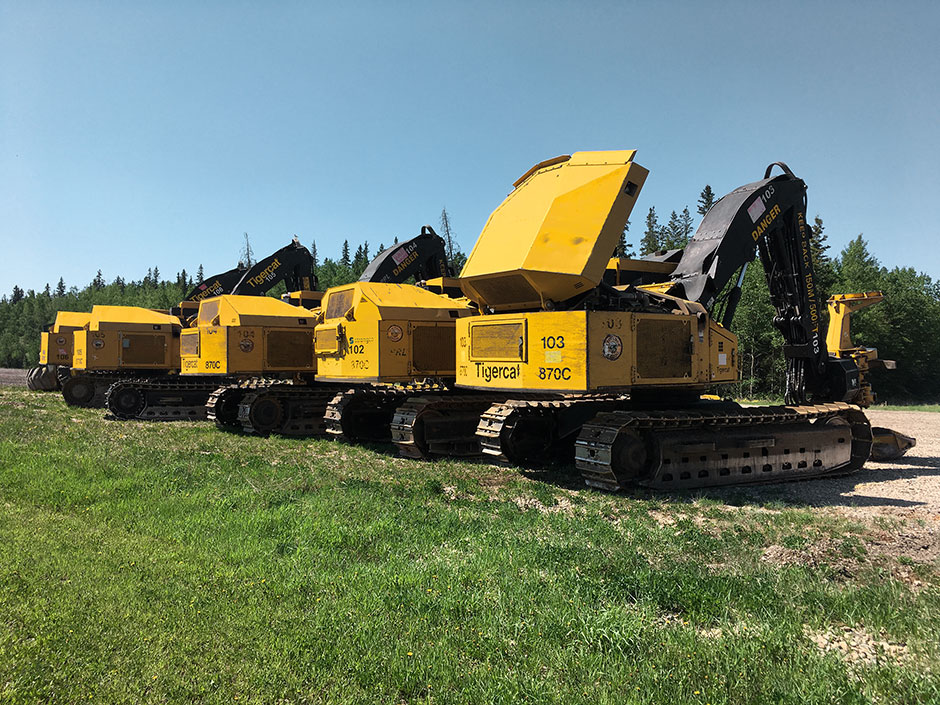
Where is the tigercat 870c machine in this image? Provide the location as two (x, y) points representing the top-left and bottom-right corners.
(435, 150), (911, 491)
(103, 240), (319, 420)
(185, 227), (461, 436)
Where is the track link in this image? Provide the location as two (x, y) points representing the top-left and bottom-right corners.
(62, 371), (128, 408)
(324, 388), (413, 443)
(476, 396), (623, 465)
(106, 377), (226, 420)
(575, 403), (872, 491)
(390, 394), (511, 459)
(237, 383), (346, 437)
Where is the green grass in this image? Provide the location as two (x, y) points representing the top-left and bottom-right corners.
(0, 388), (937, 704)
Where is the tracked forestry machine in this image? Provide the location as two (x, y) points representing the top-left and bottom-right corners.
(187, 227), (460, 436)
(103, 240), (318, 420)
(433, 150), (906, 491)
(26, 311), (93, 391)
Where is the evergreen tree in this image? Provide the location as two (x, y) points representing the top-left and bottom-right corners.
(310, 241), (319, 273)
(353, 244), (365, 271)
(152, 266), (160, 284)
(440, 207), (456, 262)
(377, 243), (385, 254)
(239, 232), (254, 268)
(679, 207), (694, 245)
(55, 278), (66, 297)
(179, 268), (189, 289)
(698, 185), (716, 216)
(340, 240), (351, 267)
(145, 268), (153, 287)
(10, 285), (24, 304)
(614, 219), (634, 258)
(196, 264), (204, 283)
(640, 207), (662, 255)
(809, 215), (836, 297)
(43, 283), (51, 297)
(363, 242), (369, 263)
(92, 270), (105, 290)
(394, 236), (399, 245)
(663, 210), (682, 249)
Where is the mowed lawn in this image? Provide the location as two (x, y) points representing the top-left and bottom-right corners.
(0, 387), (937, 704)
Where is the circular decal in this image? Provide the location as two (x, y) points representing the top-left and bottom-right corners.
(56, 336), (67, 345)
(92, 339), (105, 349)
(239, 338), (255, 353)
(602, 334), (622, 361)
(387, 325), (404, 342)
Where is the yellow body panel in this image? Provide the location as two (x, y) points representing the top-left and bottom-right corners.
(72, 306), (181, 371)
(456, 311), (738, 393)
(459, 150), (648, 311)
(39, 311), (91, 365)
(314, 282), (474, 383)
(181, 295), (318, 376)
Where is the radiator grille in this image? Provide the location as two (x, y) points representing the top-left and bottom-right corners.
(266, 330), (313, 369)
(470, 322), (525, 361)
(120, 334), (166, 365)
(413, 326), (455, 373)
(636, 319), (692, 379)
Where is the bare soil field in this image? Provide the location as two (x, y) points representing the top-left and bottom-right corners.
(0, 368), (27, 386)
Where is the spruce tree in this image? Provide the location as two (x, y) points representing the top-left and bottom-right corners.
(679, 207), (694, 246)
(310, 241), (319, 273)
(340, 240), (351, 267)
(664, 210), (682, 249)
(43, 283), (51, 297)
(152, 266), (160, 284)
(640, 207), (661, 255)
(697, 185), (716, 216)
(614, 219), (634, 257)
(92, 270), (105, 290)
(196, 264), (204, 283)
(440, 207), (455, 262)
(10, 285), (24, 304)
(55, 278), (66, 297)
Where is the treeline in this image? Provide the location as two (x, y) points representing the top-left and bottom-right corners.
(1, 199), (938, 402)
(0, 209), (468, 368)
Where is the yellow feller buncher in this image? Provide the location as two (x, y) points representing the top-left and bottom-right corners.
(183, 227), (460, 436)
(101, 240), (319, 419)
(443, 151), (911, 490)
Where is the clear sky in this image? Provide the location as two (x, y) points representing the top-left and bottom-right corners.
(2, 1), (939, 293)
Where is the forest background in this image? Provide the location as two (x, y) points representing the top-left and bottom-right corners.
(1, 190), (938, 402)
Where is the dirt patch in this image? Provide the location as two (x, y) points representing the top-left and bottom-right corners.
(761, 524), (938, 588)
(805, 625), (909, 669)
(0, 368), (28, 387)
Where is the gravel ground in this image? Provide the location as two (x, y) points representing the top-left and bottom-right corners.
(722, 410), (940, 521)
(0, 368), (27, 386)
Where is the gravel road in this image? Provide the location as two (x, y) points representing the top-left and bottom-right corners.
(707, 409), (940, 521)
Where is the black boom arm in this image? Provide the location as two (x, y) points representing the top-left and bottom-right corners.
(183, 265), (248, 303)
(358, 226), (453, 284)
(230, 241), (318, 295)
(663, 163), (830, 403)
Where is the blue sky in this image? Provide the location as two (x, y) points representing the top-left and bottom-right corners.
(2, 1), (939, 293)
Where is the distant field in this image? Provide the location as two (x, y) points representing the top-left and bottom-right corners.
(0, 387), (938, 704)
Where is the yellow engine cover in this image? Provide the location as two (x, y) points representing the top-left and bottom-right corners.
(314, 282), (475, 383)
(180, 295), (318, 375)
(73, 306), (181, 371)
(459, 150), (648, 311)
(455, 310), (738, 393)
(39, 311), (91, 365)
